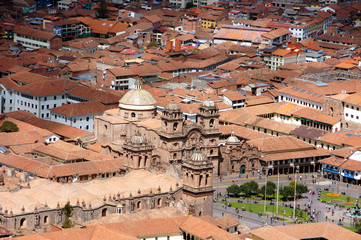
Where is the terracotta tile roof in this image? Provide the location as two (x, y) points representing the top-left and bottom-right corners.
(330, 147), (357, 158)
(106, 216), (187, 237)
(4, 111), (89, 140)
(222, 90), (246, 101)
(262, 148), (331, 162)
(15, 223), (139, 240)
(67, 85), (121, 104)
(292, 107), (340, 125)
(219, 109), (255, 126)
(250, 222), (361, 240)
(318, 129), (361, 147)
(245, 95), (274, 106)
(214, 28), (266, 43)
(14, 26), (57, 40)
(319, 156), (345, 167)
(248, 136), (315, 153)
(215, 215), (240, 229)
(343, 92), (361, 106)
(33, 144), (83, 162)
(15, 79), (77, 97)
(290, 125), (329, 140)
(262, 28), (290, 40)
(180, 216), (240, 240)
(0, 131), (45, 147)
(340, 159), (361, 172)
(6, 71), (50, 85)
(50, 101), (109, 117)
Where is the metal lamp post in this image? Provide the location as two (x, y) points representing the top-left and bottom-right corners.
(291, 163), (299, 219)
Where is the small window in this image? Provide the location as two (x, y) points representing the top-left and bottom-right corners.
(131, 112), (136, 118)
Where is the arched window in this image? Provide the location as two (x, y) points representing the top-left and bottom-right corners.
(209, 119), (214, 127)
(173, 153), (177, 159)
(131, 112), (136, 118)
(173, 122), (178, 130)
(157, 198), (162, 206)
(137, 201), (142, 209)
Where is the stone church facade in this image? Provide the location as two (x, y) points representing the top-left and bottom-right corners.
(0, 81), (267, 231)
(93, 80), (219, 217)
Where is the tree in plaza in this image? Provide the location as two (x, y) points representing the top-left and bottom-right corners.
(290, 181), (308, 195)
(355, 219), (361, 234)
(261, 181), (277, 198)
(279, 186), (294, 201)
(96, 0), (108, 19)
(227, 184), (241, 197)
(240, 181), (259, 197)
(0, 121), (19, 132)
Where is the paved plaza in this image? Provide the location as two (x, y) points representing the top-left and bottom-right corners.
(213, 173), (361, 229)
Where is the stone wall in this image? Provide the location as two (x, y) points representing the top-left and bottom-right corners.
(0, 187), (183, 231)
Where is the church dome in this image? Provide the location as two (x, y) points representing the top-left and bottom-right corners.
(130, 133), (144, 145)
(191, 151), (206, 162)
(226, 132), (240, 144)
(202, 97), (216, 108)
(164, 99), (181, 112)
(118, 79), (156, 111)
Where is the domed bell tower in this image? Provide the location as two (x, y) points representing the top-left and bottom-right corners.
(182, 149), (214, 216)
(123, 131), (153, 170)
(198, 97), (219, 134)
(161, 99), (184, 135)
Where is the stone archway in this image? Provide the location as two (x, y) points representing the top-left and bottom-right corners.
(240, 165), (246, 174)
(44, 216), (49, 225)
(20, 218), (27, 229)
(102, 208), (108, 217)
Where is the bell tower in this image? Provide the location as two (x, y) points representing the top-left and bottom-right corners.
(182, 149), (214, 216)
(197, 97), (219, 134)
(161, 99), (184, 135)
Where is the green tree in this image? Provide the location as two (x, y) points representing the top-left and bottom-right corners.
(62, 218), (73, 228)
(62, 203), (74, 228)
(227, 184), (241, 196)
(240, 181), (259, 197)
(290, 181), (308, 195)
(186, 2), (195, 9)
(96, 0), (108, 19)
(0, 121), (19, 132)
(261, 181), (277, 198)
(355, 220), (361, 234)
(280, 186), (294, 201)
(147, 42), (158, 48)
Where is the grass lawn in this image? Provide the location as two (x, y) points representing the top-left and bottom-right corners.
(217, 201), (309, 220)
(319, 191), (359, 207)
(220, 194), (285, 202)
(342, 226), (358, 232)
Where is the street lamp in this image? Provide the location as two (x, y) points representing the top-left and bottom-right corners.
(290, 163), (299, 219)
(264, 164), (273, 213)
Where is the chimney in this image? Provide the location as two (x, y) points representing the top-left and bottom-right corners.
(165, 41), (173, 52)
(174, 39), (181, 52)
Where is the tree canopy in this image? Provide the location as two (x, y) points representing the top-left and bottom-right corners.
(261, 181), (277, 197)
(0, 121), (19, 132)
(240, 181), (259, 197)
(96, 0), (108, 19)
(227, 184), (241, 196)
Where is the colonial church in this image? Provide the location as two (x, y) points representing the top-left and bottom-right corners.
(93, 80), (220, 216)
